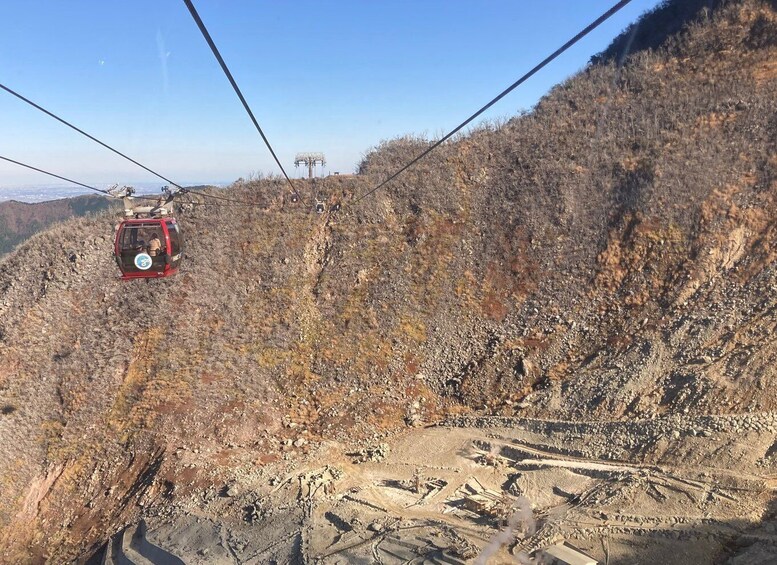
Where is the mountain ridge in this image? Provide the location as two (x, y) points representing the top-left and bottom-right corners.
(0, 195), (119, 257)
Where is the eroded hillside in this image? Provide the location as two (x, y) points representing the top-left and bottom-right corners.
(1, 0), (776, 561)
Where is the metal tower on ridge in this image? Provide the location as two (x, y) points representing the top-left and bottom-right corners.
(294, 152), (325, 179)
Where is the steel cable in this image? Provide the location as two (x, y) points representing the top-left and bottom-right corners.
(352, 0), (633, 204)
(182, 0), (306, 205)
(0, 84), (261, 207)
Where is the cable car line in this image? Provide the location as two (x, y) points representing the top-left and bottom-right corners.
(0, 154), (180, 205)
(0, 149), (262, 209)
(0, 83), (184, 191)
(0, 154), (110, 196)
(181, 0), (305, 205)
(352, 0), (633, 204)
(0, 83), (262, 207)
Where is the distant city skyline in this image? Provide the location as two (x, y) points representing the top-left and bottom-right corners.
(0, 0), (662, 192)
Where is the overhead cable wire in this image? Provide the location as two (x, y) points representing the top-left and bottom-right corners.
(0, 154), (111, 195)
(0, 154), (255, 209)
(0, 152), (273, 209)
(353, 0), (633, 204)
(0, 83), (184, 190)
(0, 83), (262, 206)
(181, 0), (305, 205)
(0, 154), (174, 204)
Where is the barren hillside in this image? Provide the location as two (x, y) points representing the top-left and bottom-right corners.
(1, 0), (776, 562)
(0, 195), (117, 257)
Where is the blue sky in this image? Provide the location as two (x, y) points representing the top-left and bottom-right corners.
(0, 0), (662, 190)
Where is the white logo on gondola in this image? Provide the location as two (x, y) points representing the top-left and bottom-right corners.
(134, 253), (153, 270)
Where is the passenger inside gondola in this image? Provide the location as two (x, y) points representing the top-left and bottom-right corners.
(117, 225), (165, 272)
(114, 218), (182, 279)
(148, 232), (163, 256)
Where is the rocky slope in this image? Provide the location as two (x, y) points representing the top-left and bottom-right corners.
(1, 0), (776, 561)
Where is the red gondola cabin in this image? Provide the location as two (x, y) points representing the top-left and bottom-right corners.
(114, 218), (183, 280)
